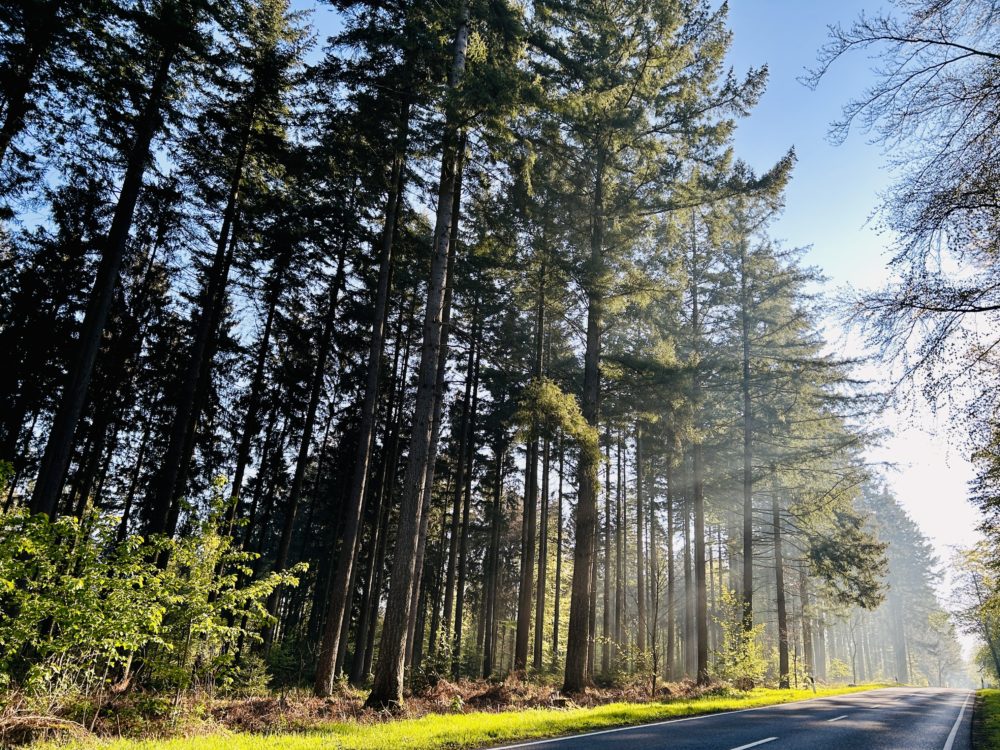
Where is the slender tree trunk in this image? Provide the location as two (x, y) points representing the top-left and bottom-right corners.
(516, 431), (537, 673)
(602, 433), (611, 675)
(615, 434), (624, 665)
(891, 594), (909, 683)
(815, 616), (827, 681)
(30, 40), (180, 518)
(666, 447), (675, 681)
(362, 502), (391, 678)
(648, 453), (657, 679)
(349, 474), (389, 684)
(442, 336), (477, 645)
(563, 152), (604, 694)
(116, 419), (151, 541)
(588, 515), (598, 680)
(348, 307), (407, 682)
(739, 236), (755, 633)
(366, 6), (469, 707)
(772, 475), (789, 689)
(264, 255), (346, 648)
(482, 444), (504, 677)
(799, 569), (814, 680)
(693, 444), (708, 683)
(354, 310), (415, 680)
(517, 258), (546, 671)
(427, 498), (448, 659)
(241, 403), (280, 552)
(453, 335), (480, 676)
(147, 109), (255, 537)
(683, 467), (695, 677)
(533, 431), (549, 671)
(552, 434), (564, 661)
(636, 424), (646, 655)
(226, 259), (285, 529)
(314, 98), (411, 696)
(689, 218), (709, 684)
(707, 530), (716, 654)
(406, 144), (465, 666)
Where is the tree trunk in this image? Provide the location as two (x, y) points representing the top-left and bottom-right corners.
(442, 334), (477, 647)
(685, 215), (710, 684)
(666, 445), (675, 681)
(264, 253), (346, 648)
(406, 140), (465, 666)
(348, 306), (406, 678)
(453, 334), (480, 676)
(738, 235), (755, 634)
(692, 368), (708, 681)
(116, 418), (151, 541)
(427, 497), (449, 659)
(799, 570), (814, 680)
(815, 616), (827, 681)
(682, 462), (695, 677)
(226, 255), (286, 529)
(588, 515), (598, 680)
(636, 424), (646, 655)
(563, 152), (604, 694)
(532, 431), (549, 671)
(552, 434), (564, 661)
(146, 107), (255, 538)
(314, 98), (410, 696)
(482, 443), (504, 677)
(361, 501), (391, 678)
(602, 432), (611, 675)
(30, 40), (179, 518)
(615, 434), (624, 666)
(772, 477), (789, 689)
(365, 5), (469, 707)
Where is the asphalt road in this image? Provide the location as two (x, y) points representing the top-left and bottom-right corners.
(494, 687), (974, 750)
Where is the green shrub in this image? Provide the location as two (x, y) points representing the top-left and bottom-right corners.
(712, 589), (767, 689)
(0, 509), (167, 695)
(0, 479), (304, 700)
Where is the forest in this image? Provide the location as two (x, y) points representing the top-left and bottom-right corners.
(0, 0), (994, 745)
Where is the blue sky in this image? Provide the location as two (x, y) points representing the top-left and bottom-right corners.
(724, 1), (979, 580)
(725, 0), (893, 292)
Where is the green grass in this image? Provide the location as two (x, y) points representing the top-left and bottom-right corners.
(52, 684), (887, 750)
(977, 689), (1000, 748)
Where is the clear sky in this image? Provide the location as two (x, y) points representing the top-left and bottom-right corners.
(723, 0), (980, 575)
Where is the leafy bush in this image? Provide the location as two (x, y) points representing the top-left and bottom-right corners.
(0, 509), (167, 695)
(0, 482), (304, 700)
(712, 589), (767, 690)
(828, 658), (851, 681)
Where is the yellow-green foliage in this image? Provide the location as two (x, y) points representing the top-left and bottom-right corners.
(56, 686), (884, 750)
(978, 689), (1000, 749)
(514, 378), (600, 464)
(714, 589), (767, 689)
(0, 479), (304, 696)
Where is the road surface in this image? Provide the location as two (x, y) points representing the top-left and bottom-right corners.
(494, 687), (973, 750)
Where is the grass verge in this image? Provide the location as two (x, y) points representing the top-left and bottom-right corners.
(975, 689), (1000, 749)
(48, 684), (886, 750)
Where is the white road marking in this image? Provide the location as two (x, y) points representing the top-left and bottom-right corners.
(827, 714), (848, 722)
(491, 688), (894, 750)
(730, 739), (778, 750)
(942, 691), (972, 750)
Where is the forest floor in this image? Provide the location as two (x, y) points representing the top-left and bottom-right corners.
(5, 679), (888, 749)
(974, 689), (1000, 748)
